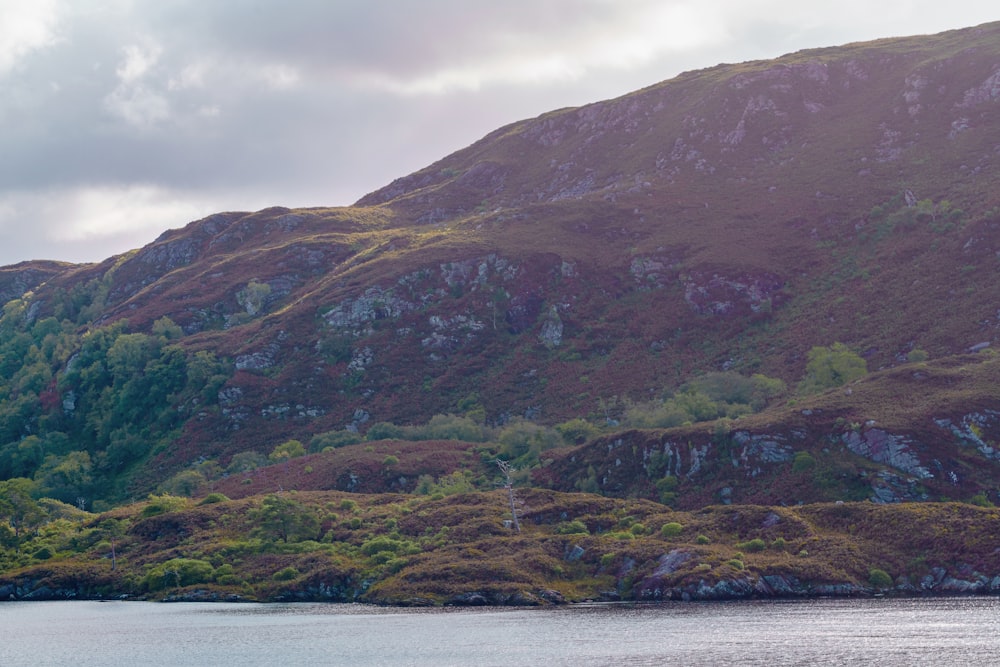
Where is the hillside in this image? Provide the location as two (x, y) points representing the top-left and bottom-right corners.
(1, 21), (999, 515)
(5, 491), (1000, 604)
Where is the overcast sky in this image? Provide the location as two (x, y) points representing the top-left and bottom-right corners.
(1, 1), (996, 266)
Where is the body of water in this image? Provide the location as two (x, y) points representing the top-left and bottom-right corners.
(2, 597), (999, 666)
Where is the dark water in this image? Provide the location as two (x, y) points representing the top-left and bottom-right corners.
(2, 597), (999, 666)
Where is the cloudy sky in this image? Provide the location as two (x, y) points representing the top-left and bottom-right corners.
(1, 1), (996, 266)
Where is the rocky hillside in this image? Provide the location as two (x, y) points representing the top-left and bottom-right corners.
(1, 22), (1000, 505)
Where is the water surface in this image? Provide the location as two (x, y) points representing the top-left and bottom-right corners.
(2, 597), (998, 666)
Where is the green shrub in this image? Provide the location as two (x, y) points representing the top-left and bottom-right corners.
(661, 522), (684, 538)
(144, 558), (215, 591)
(737, 538), (766, 552)
(556, 520), (590, 535)
(272, 567), (300, 581)
(696, 534), (711, 544)
(970, 493), (994, 508)
(629, 523), (647, 536)
(198, 492), (230, 506)
(726, 559), (745, 570)
(226, 451), (268, 474)
(655, 476), (679, 504)
(792, 451), (816, 472)
(269, 439), (306, 462)
(798, 343), (867, 394)
(770, 537), (787, 550)
(382, 455), (399, 467)
(309, 429), (362, 451)
(868, 568), (893, 589)
(366, 422), (404, 441)
(554, 418), (600, 445)
(140, 493), (189, 517)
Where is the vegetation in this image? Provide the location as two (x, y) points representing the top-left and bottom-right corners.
(3, 490), (1000, 604)
(2, 24), (1000, 604)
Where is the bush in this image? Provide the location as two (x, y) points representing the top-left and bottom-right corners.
(309, 430), (362, 451)
(140, 493), (189, 517)
(366, 422), (404, 441)
(661, 522), (684, 538)
(726, 559), (745, 571)
(868, 568), (893, 589)
(737, 538), (766, 552)
(556, 520), (590, 535)
(798, 343), (867, 394)
(226, 451), (268, 474)
(554, 418), (600, 445)
(655, 476), (678, 505)
(792, 451), (816, 472)
(696, 534), (711, 544)
(272, 567), (300, 582)
(144, 558), (215, 591)
(416, 413), (487, 442)
(198, 492), (230, 505)
(269, 439), (306, 462)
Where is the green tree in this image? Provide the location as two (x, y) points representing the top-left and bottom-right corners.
(34, 451), (94, 505)
(798, 343), (867, 394)
(0, 478), (46, 546)
(250, 494), (319, 543)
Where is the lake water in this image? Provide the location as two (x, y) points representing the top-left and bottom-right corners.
(2, 597), (999, 666)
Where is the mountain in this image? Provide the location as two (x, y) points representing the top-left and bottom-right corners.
(2, 21), (1000, 509)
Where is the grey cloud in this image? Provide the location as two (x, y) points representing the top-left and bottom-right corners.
(0, 0), (996, 266)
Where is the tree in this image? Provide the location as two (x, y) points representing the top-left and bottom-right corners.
(0, 478), (45, 547)
(250, 494), (319, 543)
(798, 343), (867, 394)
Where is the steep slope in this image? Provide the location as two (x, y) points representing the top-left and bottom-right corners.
(1, 22), (1000, 502)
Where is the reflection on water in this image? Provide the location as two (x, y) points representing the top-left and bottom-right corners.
(2, 597), (999, 666)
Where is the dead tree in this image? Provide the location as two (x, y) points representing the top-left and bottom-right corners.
(496, 459), (521, 533)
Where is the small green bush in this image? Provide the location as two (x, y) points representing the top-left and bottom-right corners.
(868, 568), (893, 589)
(726, 559), (745, 570)
(272, 567), (300, 581)
(269, 439), (306, 462)
(556, 520), (590, 535)
(696, 534), (711, 544)
(792, 451), (816, 472)
(661, 522), (684, 538)
(198, 492), (230, 505)
(140, 494), (189, 517)
(737, 538), (766, 552)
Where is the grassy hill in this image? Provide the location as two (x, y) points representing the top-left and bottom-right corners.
(3, 22), (1000, 602)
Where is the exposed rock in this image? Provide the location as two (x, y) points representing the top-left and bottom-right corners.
(842, 428), (932, 479)
(538, 306), (564, 349)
